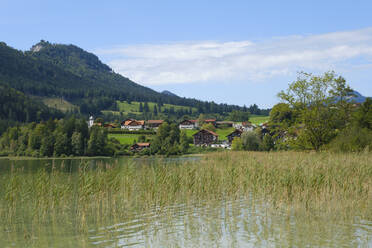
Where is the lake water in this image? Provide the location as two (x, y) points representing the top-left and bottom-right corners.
(0, 157), (371, 247)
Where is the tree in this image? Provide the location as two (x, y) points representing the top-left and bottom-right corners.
(261, 134), (274, 151)
(278, 71), (353, 151)
(139, 102), (143, 112)
(231, 137), (243, 151)
(228, 110), (250, 122)
(241, 131), (261, 151)
(197, 114), (205, 127)
(179, 130), (189, 153)
(71, 131), (84, 155)
(54, 131), (69, 156)
(269, 103), (294, 126)
(144, 102), (149, 112)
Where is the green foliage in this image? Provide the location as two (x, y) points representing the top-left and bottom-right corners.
(278, 71), (354, 151)
(261, 134), (275, 151)
(241, 131), (261, 151)
(1, 41), (266, 119)
(328, 125), (372, 152)
(0, 85), (63, 134)
(0, 117), (120, 157)
(231, 137), (243, 150)
(353, 98), (372, 129)
(228, 110), (250, 122)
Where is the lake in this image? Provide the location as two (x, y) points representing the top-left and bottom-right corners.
(0, 154), (371, 247)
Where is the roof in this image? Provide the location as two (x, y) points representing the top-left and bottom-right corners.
(131, 142), (150, 147)
(147, 120), (164, 124)
(122, 119), (144, 126)
(216, 121), (234, 124)
(193, 129), (218, 137)
(242, 121), (253, 127)
(180, 120), (195, 125)
(204, 119), (216, 122)
(227, 129), (243, 137)
(190, 120), (198, 123)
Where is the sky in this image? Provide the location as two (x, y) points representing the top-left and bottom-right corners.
(2, 1), (372, 108)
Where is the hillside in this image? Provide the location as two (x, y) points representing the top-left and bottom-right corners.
(0, 85), (63, 133)
(0, 41), (252, 116)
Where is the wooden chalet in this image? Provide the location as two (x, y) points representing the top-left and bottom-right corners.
(130, 142), (150, 152)
(146, 120), (164, 129)
(121, 119), (145, 131)
(179, 119), (197, 129)
(227, 129), (243, 144)
(193, 129), (218, 146)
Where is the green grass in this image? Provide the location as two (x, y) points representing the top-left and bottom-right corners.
(249, 115), (269, 125)
(215, 127), (235, 140)
(116, 101), (197, 114)
(41, 97), (78, 112)
(108, 133), (154, 145)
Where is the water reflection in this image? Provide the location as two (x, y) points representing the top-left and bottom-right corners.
(88, 197), (371, 247)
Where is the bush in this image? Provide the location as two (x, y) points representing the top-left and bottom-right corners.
(328, 126), (372, 152)
(241, 131), (261, 151)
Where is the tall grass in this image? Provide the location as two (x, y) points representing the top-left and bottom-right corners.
(0, 151), (371, 244)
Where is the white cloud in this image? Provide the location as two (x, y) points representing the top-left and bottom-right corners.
(95, 27), (372, 85)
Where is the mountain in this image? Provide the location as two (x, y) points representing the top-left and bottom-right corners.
(347, 91), (368, 103)
(0, 41), (246, 116)
(334, 90), (369, 104)
(161, 90), (178, 97)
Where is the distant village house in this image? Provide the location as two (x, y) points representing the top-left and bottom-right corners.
(121, 119), (145, 131)
(179, 119), (197, 129)
(193, 129), (218, 146)
(227, 129), (243, 144)
(130, 143), (150, 152)
(146, 120), (164, 130)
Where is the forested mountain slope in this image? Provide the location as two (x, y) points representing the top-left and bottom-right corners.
(0, 41), (248, 116)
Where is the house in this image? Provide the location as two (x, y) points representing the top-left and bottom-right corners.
(241, 121), (254, 132)
(193, 129), (218, 146)
(121, 119), (145, 131)
(179, 119), (197, 129)
(227, 129), (243, 144)
(146, 120), (164, 129)
(204, 119), (216, 126)
(130, 142), (150, 152)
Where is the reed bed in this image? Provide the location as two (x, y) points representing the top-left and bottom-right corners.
(0, 151), (371, 245)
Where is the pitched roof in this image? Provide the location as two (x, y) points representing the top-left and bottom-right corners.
(227, 129), (243, 137)
(180, 120), (195, 125)
(136, 142), (150, 147)
(193, 129), (218, 137)
(204, 119), (216, 122)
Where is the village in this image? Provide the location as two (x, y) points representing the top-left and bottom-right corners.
(88, 116), (268, 152)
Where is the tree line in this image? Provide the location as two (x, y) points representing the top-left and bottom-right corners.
(232, 72), (372, 152)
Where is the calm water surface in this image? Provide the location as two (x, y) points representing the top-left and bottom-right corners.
(0, 157), (371, 247)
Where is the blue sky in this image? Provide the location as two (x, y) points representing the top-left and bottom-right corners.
(2, 1), (372, 108)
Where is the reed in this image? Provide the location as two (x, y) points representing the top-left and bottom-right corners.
(0, 151), (371, 245)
